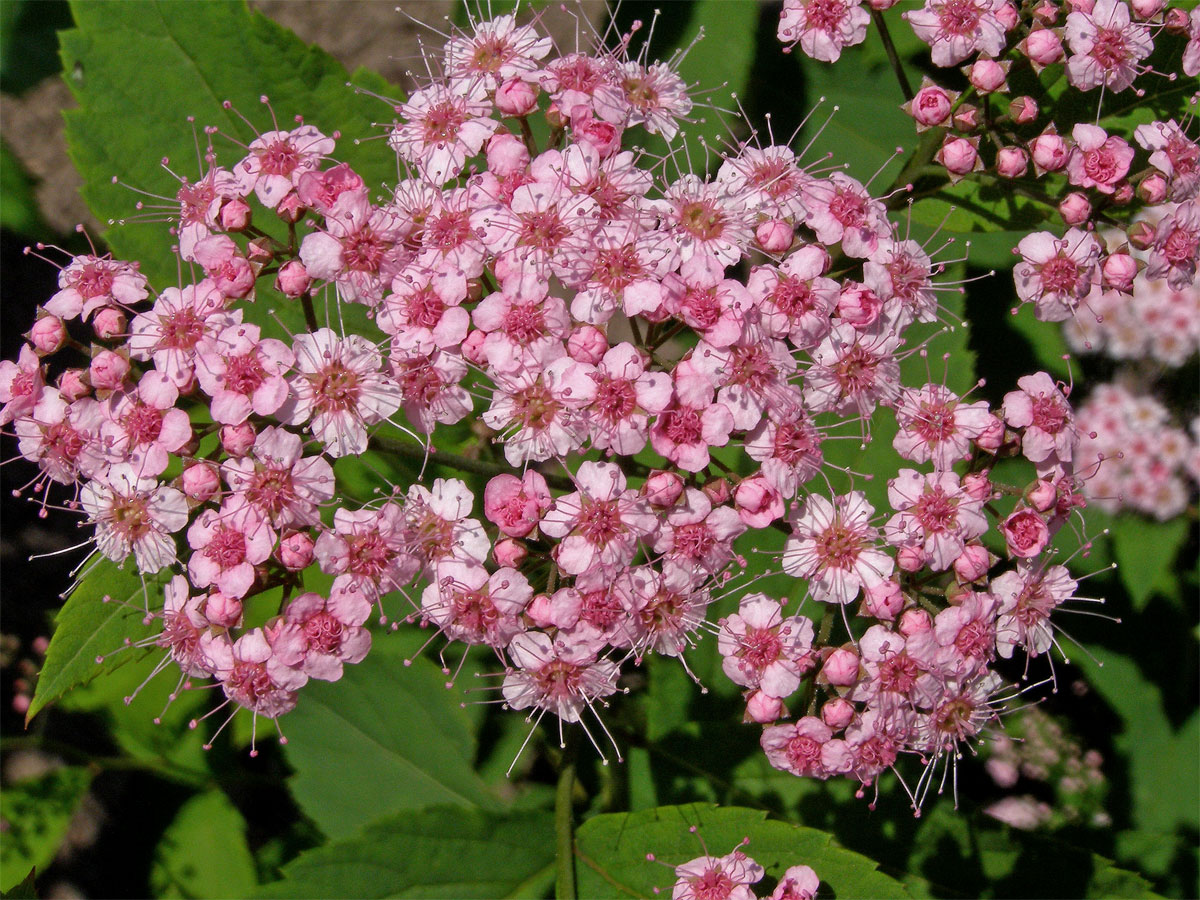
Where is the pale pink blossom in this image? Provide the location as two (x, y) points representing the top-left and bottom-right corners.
(777, 0), (871, 62)
(782, 492), (894, 604)
(81, 464), (188, 573)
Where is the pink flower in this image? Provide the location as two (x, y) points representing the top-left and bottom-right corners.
(585, 342), (673, 455)
(43, 254), (149, 322)
(803, 173), (890, 259)
(298, 190), (405, 306)
(1013, 229), (1100, 322)
(99, 372), (192, 477)
(390, 83), (499, 186)
(1065, 124), (1134, 194)
(421, 562), (531, 647)
(672, 851), (764, 900)
(804, 323), (902, 417)
(195, 323), (293, 426)
(483, 471), (552, 538)
(314, 502), (419, 624)
(540, 461), (656, 575)
(201, 628), (306, 719)
(443, 14), (551, 90)
(187, 498), (276, 598)
(1146, 200), (1200, 291)
(718, 594), (814, 698)
(993, 562), (1076, 657)
(782, 492), (894, 604)
(0, 344), (45, 426)
(746, 415), (825, 499)
(237, 124), (335, 209)
(128, 280), (235, 389)
(1002, 371), (1078, 464)
(747, 247), (838, 350)
(1065, 0), (1152, 92)
(482, 352), (595, 465)
(885, 470), (988, 571)
(654, 488), (746, 574)
(761, 716), (836, 778)
(893, 384), (992, 469)
(81, 464), (189, 573)
(281, 592), (372, 681)
(221, 426), (335, 528)
(649, 374), (735, 473)
(501, 631), (619, 723)
(904, 0), (1007, 67)
(593, 60), (693, 140)
(1000, 507), (1051, 558)
(658, 176), (753, 267)
(777, 0), (871, 62)
(771, 865), (820, 900)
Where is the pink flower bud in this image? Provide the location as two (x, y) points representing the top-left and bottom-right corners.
(276, 259), (311, 298)
(277, 531), (315, 570)
(1165, 7), (1190, 30)
(246, 239), (273, 263)
(862, 579), (904, 620)
(571, 107), (623, 157)
(996, 1), (1020, 29)
(205, 592), (243, 628)
(1022, 28), (1064, 68)
(496, 77), (539, 117)
(1024, 478), (1058, 512)
(544, 102), (567, 130)
(836, 282), (882, 329)
(1127, 220), (1156, 250)
(869, 0), (899, 8)
(953, 543), (991, 582)
(91, 307), (127, 341)
(822, 648), (860, 686)
(1138, 172), (1168, 204)
(275, 191), (306, 224)
(897, 544), (926, 572)
(89, 349), (130, 392)
(1069, 0), (1095, 14)
(1111, 181), (1133, 205)
(460, 328), (488, 365)
(734, 475), (784, 527)
(29, 315), (66, 354)
(961, 470), (994, 501)
(643, 470), (684, 507)
(1009, 95), (1039, 124)
(821, 697), (855, 730)
(181, 462), (220, 501)
(567, 325), (608, 364)
(745, 690), (785, 724)
(906, 84), (955, 128)
(937, 136), (980, 179)
(1058, 192), (1092, 226)
(57, 368), (90, 401)
(220, 422), (256, 457)
(219, 197), (252, 231)
(484, 471), (550, 538)
(1102, 251), (1138, 292)
(1001, 508), (1050, 558)
(996, 147), (1029, 179)
(968, 59), (1009, 93)
(494, 537), (528, 568)
(1129, 0), (1164, 17)
(755, 219), (794, 253)
(899, 607), (932, 637)
(975, 415), (1005, 452)
(952, 105), (980, 132)
(702, 478), (731, 505)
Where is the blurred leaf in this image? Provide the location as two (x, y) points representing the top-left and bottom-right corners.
(150, 790), (258, 899)
(1, 139), (45, 235)
(282, 635), (503, 841)
(0, 0), (71, 94)
(0, 767), (93, 892)
(1110, 514), (1189, 610)
(574, 803), (911, 899)
(28, 555), (166, 722)
(0, 867), (38, 899)
(255, 805), (556, 899)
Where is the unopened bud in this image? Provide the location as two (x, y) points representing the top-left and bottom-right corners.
(494, 538), (528, 568)
(821, 697), (855, 730)
(1031, 130), (1071, 173)
(1127, 219), (1156, 250)
(643, 470), (684, 507)
(996, 146), (1029, 179)
(822, 647), (860, 686)
(953, 543), (992, 582)
(745, 690), (785, 724)
(276, 259), (312, 298)
(967, 59), (1009, 94)
(1102, 251), (1138, 292)
(905, 84), (955, 129)
(205, 592), (243, 628)
(181, 462), (220, 502)
(277, 531), (315, 570)
(755, 219), (794, 253)
(495, 77), (539, 117)
(275, 191), (306, 224)
(1022, 28), (1064, 68)
(938, 135), (980, 178)
(897, 544), (926, 572)
(57, 368), (90, 401)
(1058, 192), (1092, 226)
(837, 282), (882, 329)
(29, 315), (67, 354)
(92, 307), (127, 341)
(1008, 95), (1039, 124)
(89, 349), (130, 392)
(862, 579), (904, 620)
(899, 607), (932, 637)
(567, 325), (608, 364)
(220, 422), (256, 457)
(1137, 172), (1168, 204)
(219, 198), (252, 232)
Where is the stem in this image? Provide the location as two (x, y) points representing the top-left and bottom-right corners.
(518, 116), (538, 156)
(555, 740), (578, 900)
(369, 432), (574, 491)
(871, 9), (914, 102)
(300, 293), (319, 332)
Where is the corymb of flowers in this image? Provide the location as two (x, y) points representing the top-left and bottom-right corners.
(5, 0), (1197, 831)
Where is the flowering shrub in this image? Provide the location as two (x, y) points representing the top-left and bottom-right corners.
(1, 1), (1196, 897)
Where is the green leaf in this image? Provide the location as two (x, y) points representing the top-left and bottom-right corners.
(1, 139), (45, 235)
(254, 805), (556, 899)
(27, 554), (167, 722)
(0, 0), (71, 94)
(1110, 514), (1189, 610)
(574, 803), (911, 899)
(0, 867), (38, 900)
(150, 790), (258, 899)
(59, 0), (402, 293)
(0, 767), (93, 892)
(281, 635), (503, 841)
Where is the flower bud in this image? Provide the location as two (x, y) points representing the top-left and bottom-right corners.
(276, 191), (307, 224)
(1033, 1), (1059, 23)
(219, 197), (253, 232)
(968, 59), (1009, 93)
(276, 259), (311, 298)
(460, 328), (488, 365)
(996, 1), (1020, 28)
(905, 84), (955, 129)
(1068, 0), (1095, 15)
(975, 415), (1005, 452)
(996, 147), (1029, 179)
(755, 219), (794, 253)
(1030, 131), (1070, 173)
(92, 307), (127, 341)
(205, 592), (243, 628)
(89, 349), (130, 392)
(937, 136), (980, 179)
(1026, 478), (1059, 512)
(567, 325), (607, 364)
(822, 647), (860, 686)
(494, 538), (528, 568)
(1022, 28), (1064, 68)
(572, 107), (623, 157)
(897, 544), (926, 572)
(1001, 508), (1050, 558)
(220, 422), (256, 457)
(57, 368), (90, 401)
(1008, 95), (1039, 124)
(181, 462), (220, 502)
(899, 607), (932, 637)
(643, 470), (684, 507)
(29, 315), (67, 354)
(277, 531), (315, 570)
(1165, 7), (1190, 30)
(821, 697), (855, 730)
(1138, 172), (1168, 204)
(702, 477), (731, 505)
(837, 282), (882, 329)
(496, 77), (539, 117)
(246, 239), (274, 263)
(544, 102), (567, 130)
(1110, 180), (1133, 205)
(961, 470), (994, 501)
(1102, 251), (1138, 292)
(1127, 219), (1156, 250)
(734, 474), (784, 527)
(1058, 192), (1092, 226)
(745, 690), (786, 724)
(862, 579), (904, 620)
(1129, 0), (1165, 17)
(953, 543), (992, 582)
(951, 104), (980, 132)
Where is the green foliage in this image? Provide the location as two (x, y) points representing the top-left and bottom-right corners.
(1111, 515), (1190, 611)
(0, 0), (71, 94)
(150, 790), (258, 899)
(0, 868), (38, 900)
(0, 139), (45, 235)
(574, 803), (911, 899)
(281, 635), (504, 841)
(254, 805), (556, 899)
(0, 766), (93, 893)
(28, 555), (166, 722)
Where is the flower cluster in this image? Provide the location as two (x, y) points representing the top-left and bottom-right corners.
(2, 6), (1134, 804)
(651, 836), (819, 900)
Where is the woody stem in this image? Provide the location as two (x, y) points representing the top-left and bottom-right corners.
(556, 736), (579, 900)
